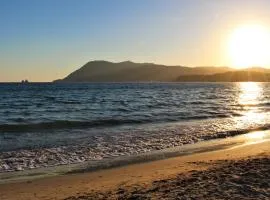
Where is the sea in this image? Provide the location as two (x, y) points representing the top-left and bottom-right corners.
(0, 82), (270, 172)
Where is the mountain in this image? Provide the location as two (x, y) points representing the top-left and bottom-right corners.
(177, 70), (270, 82)
(54, 61), (233, 82)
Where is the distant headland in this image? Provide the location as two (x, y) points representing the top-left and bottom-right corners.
(54, 60), (270, 82)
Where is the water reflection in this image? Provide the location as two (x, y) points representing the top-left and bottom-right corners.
(229, 130), (270, 149)
(244, 131), (269, 144)
(238, 82), (261, 106)
(246, 131), (265, 140)
(238, 82), (265, 124)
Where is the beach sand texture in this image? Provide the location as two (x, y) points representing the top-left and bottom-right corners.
(66, 155), (270, 200)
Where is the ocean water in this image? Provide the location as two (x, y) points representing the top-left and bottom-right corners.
(1, 82), (270, 172)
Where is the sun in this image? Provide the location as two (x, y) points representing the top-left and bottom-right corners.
(228, 24), (270, 68)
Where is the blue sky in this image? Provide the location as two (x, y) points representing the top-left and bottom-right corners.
(1, 0), (270, 81)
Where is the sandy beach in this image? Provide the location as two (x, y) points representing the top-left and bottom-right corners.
(0, 134), (269, 200)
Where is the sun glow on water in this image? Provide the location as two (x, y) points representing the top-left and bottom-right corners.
(237, 82), (266, 124)
(243, 131), (269, 145)
(235, 83), (269, 145)
(246, 131), (266, 140)
(238, 82), (261, 106)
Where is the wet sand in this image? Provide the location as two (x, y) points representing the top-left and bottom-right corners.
(0, 136), (269, 200)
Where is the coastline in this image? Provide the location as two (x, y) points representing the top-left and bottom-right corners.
(0, 131), (269, 200)
(1, 130), (269, 183)
(2, 116), (270, 174)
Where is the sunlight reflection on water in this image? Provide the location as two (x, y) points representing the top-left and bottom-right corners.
(238, 83), (269, 143)
(245, 131), (266, 139)
(243, 131), (269, 145)
(236, 82), (266, 125)
(238, 82), (261, 106)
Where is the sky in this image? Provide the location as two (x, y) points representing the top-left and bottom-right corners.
(1, 0), (270, 82)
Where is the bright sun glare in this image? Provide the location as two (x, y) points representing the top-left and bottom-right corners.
(228, 24), (270, 68)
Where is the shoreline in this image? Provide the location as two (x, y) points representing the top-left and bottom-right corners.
(0, 131), (269, 199)
(1, 118), (270, 174)
(1, 130), (269, 184)
(1, 130), (270, 183)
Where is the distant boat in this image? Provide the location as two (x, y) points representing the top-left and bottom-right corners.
(21, 79), (29, 84)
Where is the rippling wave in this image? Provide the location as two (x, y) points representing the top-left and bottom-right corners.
(0, 113), (245, 133)
(0, 119), (147, 132)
